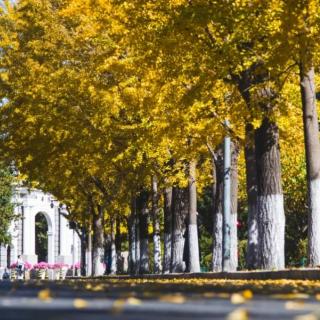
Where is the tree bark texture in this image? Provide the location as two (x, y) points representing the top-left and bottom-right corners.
(255, 118), (285, 270)
(163, 186), (172, 274)
(152, 176), (162, 273)
(92, 205), (105, 276)
(87, 230), (92, 276)
(230, 142), (239, 271)
(188, 159), (200, 273)
(171, 187), (188, 273)
(128, 197), (136, 275)
(245, 123), (259, 269)
(80, 227), (87, 276)
(115, 217), (122, 273)
(138, 191), (149, 274)
(300, 65), (320, 266)
(110, 219), (117, 274)
(212, 147), (224, 271)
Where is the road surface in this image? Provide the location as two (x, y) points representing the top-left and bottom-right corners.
(0, 280), (319, 319)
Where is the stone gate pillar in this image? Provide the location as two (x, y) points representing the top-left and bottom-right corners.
(21, 207), (38, 264)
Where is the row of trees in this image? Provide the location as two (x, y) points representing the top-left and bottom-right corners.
(0, 0), (319, 275)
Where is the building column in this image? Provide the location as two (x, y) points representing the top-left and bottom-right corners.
(57, 210), (72, 265)
(22, 207), (37, 264)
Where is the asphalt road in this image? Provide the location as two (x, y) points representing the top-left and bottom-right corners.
(0, 281), (319, 320)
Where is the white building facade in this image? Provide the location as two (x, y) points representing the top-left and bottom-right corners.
(0, 187), (81, 270)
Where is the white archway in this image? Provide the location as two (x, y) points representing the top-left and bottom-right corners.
(35, 211), (54, 264)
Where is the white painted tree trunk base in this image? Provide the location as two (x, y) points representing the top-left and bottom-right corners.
(171, 231), (185, 273)
(230, 213), (238, 271)
(308, 179), (320, 266)
(140, 239), (149, 273)
(257, 194), (285, 270)
(153, 234), (162, 273)
(188, 224), (200, 273)
(212, 211), (223, 272)
(110, 242), (117, 274)
(247, 203), (259, 269)
(163, 233), (171, 274)
(92, 247), (105, 276)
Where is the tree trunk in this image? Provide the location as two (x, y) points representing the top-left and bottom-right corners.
(80, 226), (87, 276)
(110, 219), (117, 274)
(135, 207), (140, 275)
(188, 159), (200, 273)
(128, 197), (136, 275)
(212, 147), (224, 271)
(92, 205), (105, 276)
(138, 191), (149, 274)
(255, 118), (285, 270)
(104, 233), (111, 274)
(230, 142), (239, 271)
(86, 229), (92, 276)
(300, 65), (320, 266)
(245, 123), (259, 269)
(116, 217), (122, 273)
(163, 186), (172, 274)
(152, 176), (162, 274)
(171, 187), (188, 273)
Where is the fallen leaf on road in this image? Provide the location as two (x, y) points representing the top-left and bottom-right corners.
(285, 301), (305, 310)
(159, 294), (186, 304)
(111, 299), (126, 314)
(230, 293), (246, 304)
(126, 297), (142, 305)
(226, 308), (248, 320)
(294, 313), (317, 320)
(202, 292), (215, 298)
(242, 290), (253, 300)
(73, 299), (88, 309)
(38, 289), (51, 301)
(272, 293), (310, 300)
(91, 284), (104, 292)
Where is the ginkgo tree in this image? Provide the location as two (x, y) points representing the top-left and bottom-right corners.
(0, 0), (317, 276)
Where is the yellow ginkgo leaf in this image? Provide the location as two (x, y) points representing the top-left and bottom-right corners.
(159, 294), (186, 304)
(230, 293), (246, 304)
(73, 299), (88, 309)
(38, 289), (51, 301)
(226, 308), (249, 320)
(242, 290), (253, 300)
(294, 314), (317, 320)
(112, 299), (126, 314)
(126, 297), (142, 305)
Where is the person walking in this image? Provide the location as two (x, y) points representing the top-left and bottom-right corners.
(16, 255), (24, 280)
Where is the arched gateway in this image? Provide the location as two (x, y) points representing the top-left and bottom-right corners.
(0, 187), (81, 269)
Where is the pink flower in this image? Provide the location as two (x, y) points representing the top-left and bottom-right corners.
(33, 261), (48, 270)
(73, 262), (80, 269)
(52, 263), (69, 269)
(24, 262), (33, 270)
(10, 262), (17, 268)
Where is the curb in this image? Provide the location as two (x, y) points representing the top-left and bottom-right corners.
(68, 268), (320, 281)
